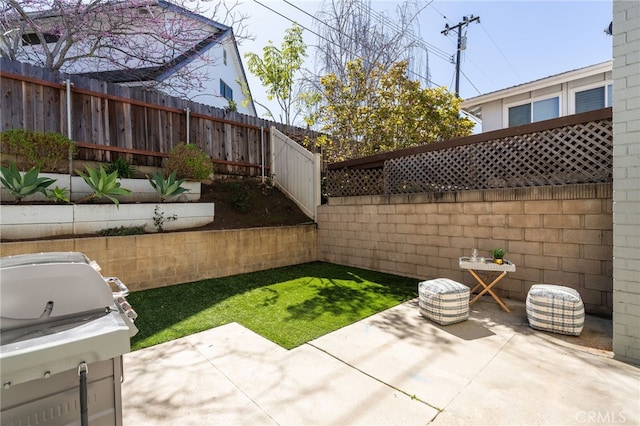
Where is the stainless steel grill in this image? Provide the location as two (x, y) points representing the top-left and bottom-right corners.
(1, 252), (138, 426)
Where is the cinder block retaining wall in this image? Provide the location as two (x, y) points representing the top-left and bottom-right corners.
(0, 225), (317, 292)
(317, 183), (613, 316)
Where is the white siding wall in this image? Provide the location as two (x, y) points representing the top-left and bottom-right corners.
(612, 0), (640, 365)
(164, 39), (255, 116)
(475, 66), (613, 132)
(479, 100), (503, 131)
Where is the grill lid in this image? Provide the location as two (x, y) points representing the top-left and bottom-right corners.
(0, 252), (138, 387)
(0, 252), (114, 331)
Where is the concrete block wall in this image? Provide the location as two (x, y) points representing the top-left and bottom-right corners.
(317, 183), (613, 316)
(0, 225), (317, 292)
(612, 0), (640, 364)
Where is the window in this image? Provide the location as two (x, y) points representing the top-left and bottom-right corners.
(220, 80), (233, 101)
(532, 97), (559, 121)
(508, 96), (559, 127)
(575, 84), (612, 113)
(22, 33), (59, 46)
(223, 49), (227, 66)
(508, 104), (531, 127)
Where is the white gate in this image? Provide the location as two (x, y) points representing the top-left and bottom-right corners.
(270, 127), (321, 221)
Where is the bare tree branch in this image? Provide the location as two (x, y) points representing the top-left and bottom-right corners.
(314, 0), (430, 86)
(0, 0), (250, 100)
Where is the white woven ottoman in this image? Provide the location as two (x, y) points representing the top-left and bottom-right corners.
(418, 278), (470, 325)
(526, 284), (585, 336)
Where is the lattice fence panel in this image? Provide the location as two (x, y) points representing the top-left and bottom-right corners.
(325, 168), (385, 197)
(326, 118), (612, 197)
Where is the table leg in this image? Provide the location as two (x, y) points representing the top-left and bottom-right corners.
(470, 271), (499, 294)
(468, 270), (511, 313)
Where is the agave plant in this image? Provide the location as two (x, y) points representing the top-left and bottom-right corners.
(0, 161), (56, 203)
(148, 170), (189, 202)
(47, 186), (71, 203)
(76, 165), (131, 207)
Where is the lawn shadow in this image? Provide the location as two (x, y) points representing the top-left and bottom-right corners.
(283, 279), (406, 322)
(282, 265), (417, 323)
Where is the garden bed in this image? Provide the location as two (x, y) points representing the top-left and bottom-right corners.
(0, 173), (201, 203)
(0, 178), (313, 241)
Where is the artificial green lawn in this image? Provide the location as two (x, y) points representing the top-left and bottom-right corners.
(127, 261), (418, 351)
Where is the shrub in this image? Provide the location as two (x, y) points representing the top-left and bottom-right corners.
(105, 157), (135, 178)
(0, 129), (76, 172)
(164, 143), (213, 181)
(230, 182), (251, 213)
(98, 225), (146, 236)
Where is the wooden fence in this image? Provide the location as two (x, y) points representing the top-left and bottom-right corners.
(0, 59), (315, 177)
(325, 108), (613, 196)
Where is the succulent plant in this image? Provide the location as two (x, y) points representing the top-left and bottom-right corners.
(148, 170), (189, 202)
(0, 161), (56, 202)
(76, 165), (132, 207)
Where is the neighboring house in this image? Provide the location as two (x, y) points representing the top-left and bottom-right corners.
(11, 1), (257, 116)
(461, 61), (612, 132)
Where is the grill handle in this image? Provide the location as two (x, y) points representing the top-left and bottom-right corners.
(105, 277), (130, 298)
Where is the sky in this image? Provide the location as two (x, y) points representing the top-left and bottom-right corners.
(226, 0), (614, 124)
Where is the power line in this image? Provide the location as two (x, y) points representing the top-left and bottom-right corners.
(459, 68), (482, 96)
(253, 0), (489, 93)
(263, 0), (441, 86)
(478, 22), (524, 83)
(251, 0), (326, 43)
(457, 49), (499, 93)
(353, 1), (451, 62)
(284, 0), (438, 83)
(441, 15), (480, 96)
(431, 6), (488, 97)
(349, 1), (434, 86)
(428, 2), (452, 24)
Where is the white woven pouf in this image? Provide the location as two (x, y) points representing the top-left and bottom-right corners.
(418, 278), (470, 325)
(526, 284), (585, 336)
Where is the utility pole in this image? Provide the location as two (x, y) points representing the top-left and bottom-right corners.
(441, 15), (480, 97)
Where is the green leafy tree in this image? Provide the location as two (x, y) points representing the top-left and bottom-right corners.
(318, 59), (474, 162)
(243, 23), (308, 127)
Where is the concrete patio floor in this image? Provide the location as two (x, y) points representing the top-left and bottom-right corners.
(122, 297), (639, 425)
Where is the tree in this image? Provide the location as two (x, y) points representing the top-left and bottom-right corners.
(318, 59), (474, 162)
(0, 0), (250, 99)
(314, 0), (430, 87)
(242, 23), (308, 127)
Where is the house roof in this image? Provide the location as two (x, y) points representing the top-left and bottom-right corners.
(78, 33), (222, 83)
(77, 1), (229, 83)
(461, 60), (613, 120)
